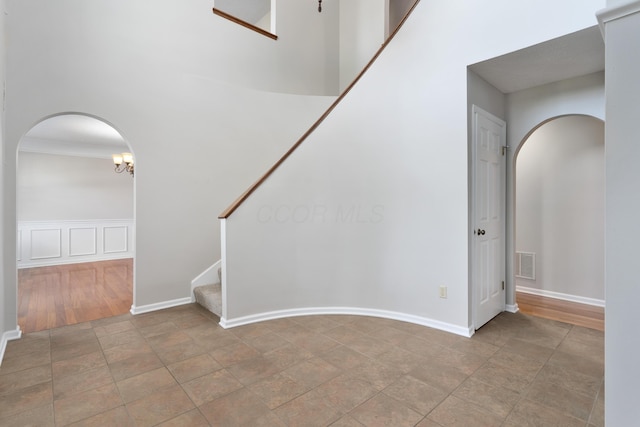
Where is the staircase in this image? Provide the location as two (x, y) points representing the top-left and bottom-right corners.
(193, 267), (222, 317)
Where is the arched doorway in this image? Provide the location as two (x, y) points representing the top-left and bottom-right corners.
(513, 115), (604, 329)
(16, 114), (135, 332)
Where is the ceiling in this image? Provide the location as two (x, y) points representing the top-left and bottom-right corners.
(19, 115), (129, 159)
(469, 26), (604, 94)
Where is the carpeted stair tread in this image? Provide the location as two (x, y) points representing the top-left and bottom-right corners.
(193, 282), (221, 317)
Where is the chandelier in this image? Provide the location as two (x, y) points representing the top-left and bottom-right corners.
(112, 152), (134, 176)
(318, 0), (322, 12)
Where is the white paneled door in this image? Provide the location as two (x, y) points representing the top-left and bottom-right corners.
(472, 105), (506, 329)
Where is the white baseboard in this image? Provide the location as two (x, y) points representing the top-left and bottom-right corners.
(516, 286), (605, 308)
(505, 303), (519, 313)
(219, 307), (473, 338)
(130, 297), (193, 315)
(0, 327), (23, 366)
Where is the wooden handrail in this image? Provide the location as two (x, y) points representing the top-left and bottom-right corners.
(213, 8), (278, 40)
(219, 0), (421, 219)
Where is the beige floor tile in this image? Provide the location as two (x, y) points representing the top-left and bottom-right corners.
(535, 363), (602, 398)
(312, 373), (379, 412)
(200, 387), (284, 426)
(145, 330), (194, 352)
(50, 327), (96, 348)
(210, 341), (261, 367)
(525, 376), (596, 421)
(102, 339), (154, 364)
(273, 389), (344, 427)
(125, 383), (194, 427)
(108, 351), (164, 382)
(322, 325), (364, 344)
(52, 350), (106, 379)
(0, 402), (54, 427)
(53, 382), (122, 426)
(181, 369), (243, 406)
(67, 405), (134, 426)
(503, 398), (585, 427)
(0, 305), (605, 427)
(383, 375), (448, 415)
(500, 337), (555, 362)
(452, 377), (521, 418)
(248, 331), (291, 353)
(330, 415), (365, 426)
(408, 360), (468, 394)
(249, 372), (310, 409)
(167, 353), (222, 383)
(51, 339), (102, 363)
(98, 328), (144, 350)
(155, 340), (208, 365)
(1, 349), (52, 376)
(427, 395), (503, 427)
(350, 392), (424, 427)
(320, 345), (372, 370)
(375, 346), (429, 373)
(430, 347), (486, 376)
(116, 367), (177, 403)
(342, 334), (393, 358)
(136, 320), (179, 339)
(263, 342), (315, 370)
(226, 355), (282, 385)
(157, 408), (210, 426)
(347, 360), (404, 391)
(0, 382), (53, 419)
(0, 364), (51, 397)
(284, 357), (342, 389)
(229, 322), (274, 340)
(289, 331), (342, 354)
(93, 319), (136, 338)
(547, 350), (604, 378)
(470, 360), (536, 393)
(53, 365), (114, 400)
(2, 332), (50, 360)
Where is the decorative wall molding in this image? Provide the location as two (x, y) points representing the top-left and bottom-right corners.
(219, 306), (473, 337)
(17, 219), (134, 269)
(516, 285), (605, 308)
(0, 327), (23, 367)
(130, 297), (193, 315)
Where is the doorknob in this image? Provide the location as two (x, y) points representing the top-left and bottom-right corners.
(477, 229), (485, 235)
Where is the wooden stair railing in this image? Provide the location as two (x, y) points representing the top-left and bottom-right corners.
(219, 0), (421, 219)
(213, 8), (278, 40)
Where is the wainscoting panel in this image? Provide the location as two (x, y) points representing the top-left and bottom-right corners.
(18, 219), (134, 268)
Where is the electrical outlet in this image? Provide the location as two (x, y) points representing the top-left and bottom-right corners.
(439, 285), (447, 298)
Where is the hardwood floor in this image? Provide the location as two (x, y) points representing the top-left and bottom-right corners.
(18, 259), (133, 333)
(517, 291), (604, 331)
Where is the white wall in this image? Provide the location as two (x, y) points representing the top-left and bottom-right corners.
(339, 0), (385, 91)
(515, 116), (604, 302)
(221, 0), (605, 333)
(600, 1), (640, 423)
(0, 0), (8, 358)
(505, 72), (604, 308)
(2, 0), (335, 318)
(17, 152), (133, 221)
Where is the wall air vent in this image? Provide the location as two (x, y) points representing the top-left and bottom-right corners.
(515, 251), (536, 280)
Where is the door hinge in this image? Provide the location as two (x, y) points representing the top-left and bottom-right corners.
(501, 281), (505, 290)
(501, 146), (509, 156)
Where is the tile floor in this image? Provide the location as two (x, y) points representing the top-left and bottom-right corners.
(0, 304), (604, 426)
